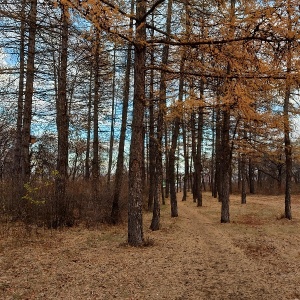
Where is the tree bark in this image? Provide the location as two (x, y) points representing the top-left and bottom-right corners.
(152, 0), (173, 227)
(21, 0), (37, 186)
(241, 154), (247, 204)
(92, 29), (100, 203)
(168, 122), (179, 217)
(182, 118), (189, 201)
(284, 0), (292, 220)
(220, 108), (231, 223)
(191, 110), (197, 202)
(219, 0), (236, 223)
(13, 0), (26, 215)
(107, 48), (117, 184)
(241, 129), (247, 204)
(168, 66), (182, 217)
(128, 0), (146, 246)
(168, 6), (183, 215)
(210, 108), (215, 197)
(214, 103), (222, 200)
(85, 66), (93, 180)
(248, 156), (255, 194)
(148, 17), (155, 211)
(195, 105), (203, 207)
(111, 0), (134, 224)
(54, 3), (69, 227)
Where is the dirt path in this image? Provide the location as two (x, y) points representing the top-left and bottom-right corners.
(1, 193), (300, 299)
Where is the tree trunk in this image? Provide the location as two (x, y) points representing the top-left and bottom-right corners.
(191, 110), (197, 202)
(214, 104), (222, 200)
(284, 97), (292, 220)
(176, 146), (180, 193)
(111, 0), (134, 224)
(142, 124), (146, 188)
(184, 0), (192, 197)
(85, 66), (93, 180)
(241, 127), (247, 204)
(241, 154), (247, 204)
(164, 133), (169, 200)
(220, 108), (231, 223)
(191, 102), (203, 206)
(92, 29), (100, 202)
(148, 19), (155, 211)
(148, 99), (155, 212)
(182, 119), (189, 201)
(168, 10), (183, 215)
(195, 105), (203, 207)
(13, 0), (26, 215)
(150, 154), (160, 230)
(219, 0), (236, 223)
(211, 108), (215, 196)
(284, 0), (292, 220)
(21, 0), (37, 186)
(151, 0), (174, 227)
(168, 125), (179, 217)
(248, 157), (255, 194)
(128, 0), (146, 246)
(107, 48), (116, 184)
(54, 3), (69, 227)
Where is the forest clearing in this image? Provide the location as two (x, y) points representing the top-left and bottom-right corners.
(1, 192), (300, 300)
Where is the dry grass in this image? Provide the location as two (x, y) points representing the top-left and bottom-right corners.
(1, 192), (300, 299)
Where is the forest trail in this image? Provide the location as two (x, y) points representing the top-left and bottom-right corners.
(174, 198), (298, 299)
(1, 192), (300, 299)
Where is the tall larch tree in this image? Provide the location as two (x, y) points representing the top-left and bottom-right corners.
(21, 0), (37, 187)
(283, 0), (293, 220)
(85, 66), (93, 180)
(54, 2), (70, 227)
(219, 0), (237, 223)
(111, 0), (134, 224)
(151, 0), (175, 228)
(13, 0), (26, 214)
(128, 0), (147, 245)
(91, 29), (101, 203)
(107, 48), (117, 184)
(147, 13), (156, 212)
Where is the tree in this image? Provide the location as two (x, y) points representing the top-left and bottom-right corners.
(21, 0), (37, 186)
(14, 0), (26, 173)
(13, 0), (26, 214)
(107, 47), (117, 184)
(240, 128), (247, 204)
(91, 28), (101, 204)
(219, 0), (235, 223)
(54, 3), (70, 227)
(85, 66), (93, 180)
(283, 0), (293, 220)
(127, 0), (147, 246)
(147, 13), (156, 212)
(151, 0), (174, 227)
(110, 0), (134, 224)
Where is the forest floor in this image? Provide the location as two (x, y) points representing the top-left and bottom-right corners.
(1, 192), (300, 300)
